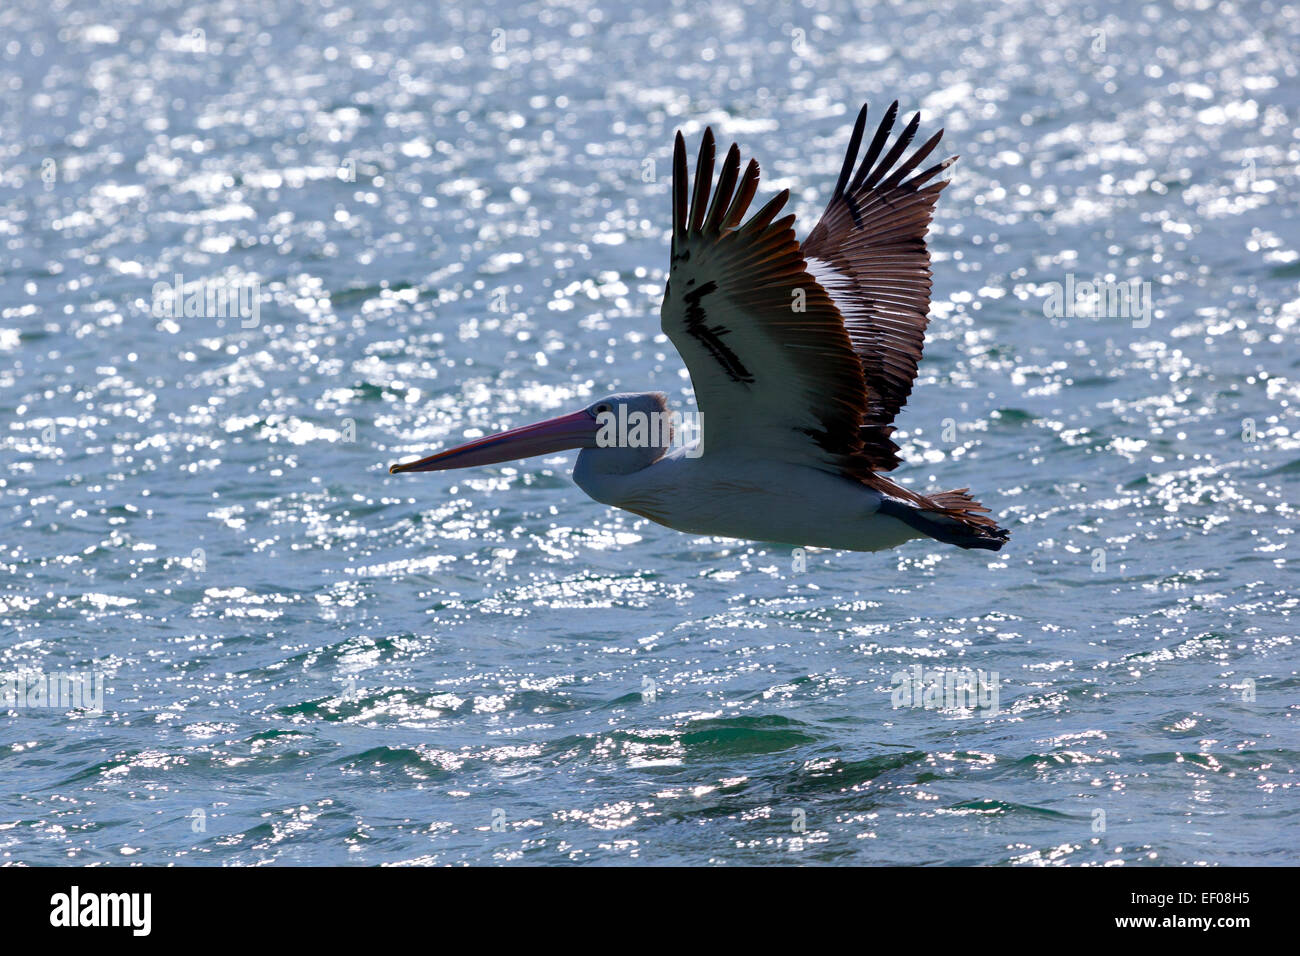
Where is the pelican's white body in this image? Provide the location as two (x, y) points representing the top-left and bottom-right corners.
(574, 442), (922, 551)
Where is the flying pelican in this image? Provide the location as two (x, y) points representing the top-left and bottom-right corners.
(391, 103), (1010, 552)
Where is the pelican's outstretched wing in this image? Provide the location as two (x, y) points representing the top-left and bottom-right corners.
(660, 115), (1007, 548)
(661, 128), (886, 476)
(802, 102), (956, 471)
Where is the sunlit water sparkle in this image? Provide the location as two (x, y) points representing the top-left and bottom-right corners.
(0, 0), (1297, 865)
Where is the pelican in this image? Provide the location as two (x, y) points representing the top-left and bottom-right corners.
(391, 103), (1010, 552)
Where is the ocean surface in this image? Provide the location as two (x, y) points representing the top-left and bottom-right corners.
(1, 0), (1297, 866)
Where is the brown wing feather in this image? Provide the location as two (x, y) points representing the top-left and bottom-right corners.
(663, 129), (876, 472)
(803, 102), (956, 466)
(663, 117), (1008, 548)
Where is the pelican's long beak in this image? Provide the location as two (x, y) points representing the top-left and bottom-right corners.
(389, 409), (598, 474)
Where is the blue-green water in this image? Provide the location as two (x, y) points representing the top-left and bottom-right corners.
(0, 0), (1297, 865)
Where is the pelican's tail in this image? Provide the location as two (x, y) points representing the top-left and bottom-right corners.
(872, 479), (1010, 551)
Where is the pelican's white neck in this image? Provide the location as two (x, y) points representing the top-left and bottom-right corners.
(572, 442), (667, 502)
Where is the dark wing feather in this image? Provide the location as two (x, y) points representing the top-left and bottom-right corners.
(662, 129), (878, 474)
(803, 102), (955, 470)
(661, 114), (1007, 548)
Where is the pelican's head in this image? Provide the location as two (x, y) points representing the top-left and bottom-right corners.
(388, 391), (673, 475)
